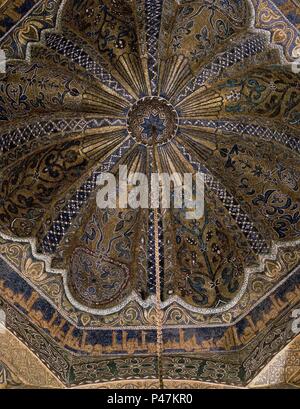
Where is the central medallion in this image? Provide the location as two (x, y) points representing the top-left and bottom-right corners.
(127, 96), (179, 146)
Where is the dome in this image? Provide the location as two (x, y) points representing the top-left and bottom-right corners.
(0, 0), (299, 388)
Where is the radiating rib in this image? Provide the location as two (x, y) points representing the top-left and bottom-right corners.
(60, 0), (149, 99)
(156, 0), (252, 100)
(0, 129), (129, 240)
(177, 66), (300, 131)
(113, 54), (150, 98)
(158, 55), (193, 101)
(81, 129), (128, 161)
